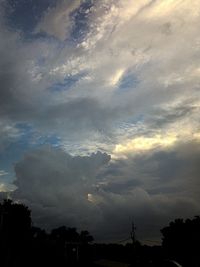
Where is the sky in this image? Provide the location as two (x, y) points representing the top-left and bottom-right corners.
(0, 0), (200, 244)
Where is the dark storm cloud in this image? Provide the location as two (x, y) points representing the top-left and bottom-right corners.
(108, 141), (200, 199)
(100, 179), (141, 194)
(9, 139), (200, 242)
(12, 146), (110, 230)
(91, 141), (200, 242)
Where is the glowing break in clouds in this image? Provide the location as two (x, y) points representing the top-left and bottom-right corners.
(113, 134), (177, 158)
(109, 69), (125, 86)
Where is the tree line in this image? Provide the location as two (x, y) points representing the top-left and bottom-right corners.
(0, 199), (93, 267)
(0, 199), (200, 267)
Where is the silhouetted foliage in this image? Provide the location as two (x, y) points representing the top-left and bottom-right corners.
(0, 199), (32, 266)
(80, 230), (94, 244)
(0, 199), (95, 267)
(1, 198), (200, 267)
(31, 226), (48, 240)
(51, 226), (80, 242)
(0, 199), (31, 237)
(161, 216), (200, 267)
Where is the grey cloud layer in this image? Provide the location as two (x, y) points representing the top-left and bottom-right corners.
(11, 141), (200, 242)
(13, 147), (110, 230)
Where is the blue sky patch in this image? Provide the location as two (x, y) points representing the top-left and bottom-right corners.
(49, 72), (86, 92)
(119, 71), (139, 91)
(5, 0), (56, 35)
(0, 122), (61, 183)
(70, 0), (93, 43)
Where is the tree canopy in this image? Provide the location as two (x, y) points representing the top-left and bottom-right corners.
(161, 216), (200, 266)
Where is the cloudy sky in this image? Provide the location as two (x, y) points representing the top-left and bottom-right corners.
(1, 0), (200, 244)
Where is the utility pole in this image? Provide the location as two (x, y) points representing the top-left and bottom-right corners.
(131, 222), (139, 265)
(130, 222), (136, 246)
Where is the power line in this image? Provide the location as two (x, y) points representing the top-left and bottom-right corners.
(142, 239), (161, 244)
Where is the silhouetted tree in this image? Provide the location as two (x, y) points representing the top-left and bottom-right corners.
(161, 216), (200, 267)
(80, 230), (94, 244)
(0, 199), (95, 267)
(0, 199), (31, 236)
(51, 226), (80, 243)
(0, 199), (32, 266)
(31, 226), (47, 240)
